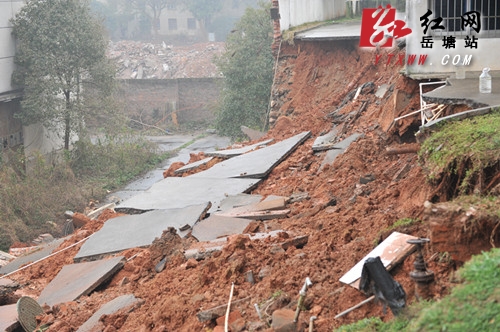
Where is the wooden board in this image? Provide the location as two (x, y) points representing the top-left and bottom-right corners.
(339, 232), (417, 289)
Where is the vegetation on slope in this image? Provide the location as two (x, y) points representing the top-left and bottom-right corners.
(418, 110), (500, 199)
(0, 135), (168, 251)
(336, 248), (500, 332)
(214, 1), (274, 138)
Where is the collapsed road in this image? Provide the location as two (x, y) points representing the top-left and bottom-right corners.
(1, 34), (500, 332)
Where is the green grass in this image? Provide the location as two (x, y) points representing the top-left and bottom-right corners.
(70, 135), (170, 191)
(0, 133), (173, 251)
(374, 218), (421, 246)
(419, 111), (500, 184)
(335, 248), (500, 332)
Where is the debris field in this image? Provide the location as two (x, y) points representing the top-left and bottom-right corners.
(1, 39), (499, 332)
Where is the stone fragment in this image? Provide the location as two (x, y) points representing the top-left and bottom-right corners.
(271, 308), (297, 332)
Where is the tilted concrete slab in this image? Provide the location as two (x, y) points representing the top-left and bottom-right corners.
(320, 132), (363, 168)
(312, 127), (339, 151)
(0, 304), (19, 332)
(191, 131), (311, 179)
(185, 230), (284, 260)
(0, 251), (15, 268)
(215, 197), (289, 220)
(0, 239), (65, 275)
(38, 256), (125, 307)
(76, 294), (140, 332)
(191, 215), (252, 242)
(115, 177), (261, 213)
(339, 232), (417, 289)
(204, 139), (274, 158)
(174, 157), (213, 174)
(75, 204), (210, 261)
(216, 194), (263, 212)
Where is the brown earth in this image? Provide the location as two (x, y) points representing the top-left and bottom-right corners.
(5, 40), (499, 331)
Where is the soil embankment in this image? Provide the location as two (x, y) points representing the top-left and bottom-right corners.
(6, 40), (498, 331)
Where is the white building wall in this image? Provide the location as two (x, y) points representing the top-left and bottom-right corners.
(406, 0), (500, 77)
(0, 0), (24, 96)
(279, 0), (346, 31)
(1, 0), (71, 162)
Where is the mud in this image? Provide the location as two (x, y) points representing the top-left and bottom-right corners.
(5, 40), (499, 331)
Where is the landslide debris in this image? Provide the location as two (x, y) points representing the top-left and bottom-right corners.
(107, 41), (224, 79)
(4, 39), (499, 332)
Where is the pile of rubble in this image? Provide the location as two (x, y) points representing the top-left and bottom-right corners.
(107, 41), (225, 80)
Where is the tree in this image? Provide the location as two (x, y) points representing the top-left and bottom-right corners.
(91, 0), (136, 40)
(184, 0), (223, 39)
(214, 2), (273, 138)
(127, 0), (179, 39)
(12, 0), (116, 150)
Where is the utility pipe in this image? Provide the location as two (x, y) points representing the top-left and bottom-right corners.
(293, 277), (313, 322)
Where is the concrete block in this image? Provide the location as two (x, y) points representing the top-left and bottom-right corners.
(116, 177), (261, 213)
(76, 294), (140, 332)
(191, 131), (311, 179)
(38, 256), (125, 307)
(75, 204), (209, 261)
(191, 215), (252, 242)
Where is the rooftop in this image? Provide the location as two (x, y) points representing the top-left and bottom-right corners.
(294, 20), (361, 41)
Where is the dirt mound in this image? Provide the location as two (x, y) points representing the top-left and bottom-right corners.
(6, 39), (497, 331)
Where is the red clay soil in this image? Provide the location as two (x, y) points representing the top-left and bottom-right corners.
(6, 40), (498, 332)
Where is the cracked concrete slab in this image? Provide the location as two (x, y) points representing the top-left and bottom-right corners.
(216, 194), (263, 212)
(185, 230), (284, 260)
(38, 256), (125, 307)
(75, 204), (209, 261)
(115, 177), (260, 213)
(204, 139), (274, 158)
(312, 126), (339, 151)
(191, 215), (252, 242)
(320, 132), (362, 168)
(339, 232), (417, 289)
(76, 294), (140, 332)
(174, 157), (213, 174)
(190, 131), (311, 178)
(0, 239), (65, 275)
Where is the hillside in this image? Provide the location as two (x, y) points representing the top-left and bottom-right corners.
(3, 39), (499, 331)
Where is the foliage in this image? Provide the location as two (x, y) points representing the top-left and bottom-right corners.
(91, 0), (137, 40)
(184, 0), (223, 31)
(407, 249), (500, 331)
(0, 134), (169, 251)
(0, 150), (86, 251)
(418, 110), (500, 195)
(336, 249), (500, 332)
(70, 134), (169, 191)
(127, 0), (179, 38)
(214, 1), (274, 138)
(11, 0), (116, 150)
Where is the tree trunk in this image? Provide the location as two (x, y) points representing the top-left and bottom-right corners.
(152, 8), (159, 40)
(64, 90), (71, 150)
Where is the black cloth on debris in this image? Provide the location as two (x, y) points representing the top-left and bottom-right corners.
(359, 256), (406, 315)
